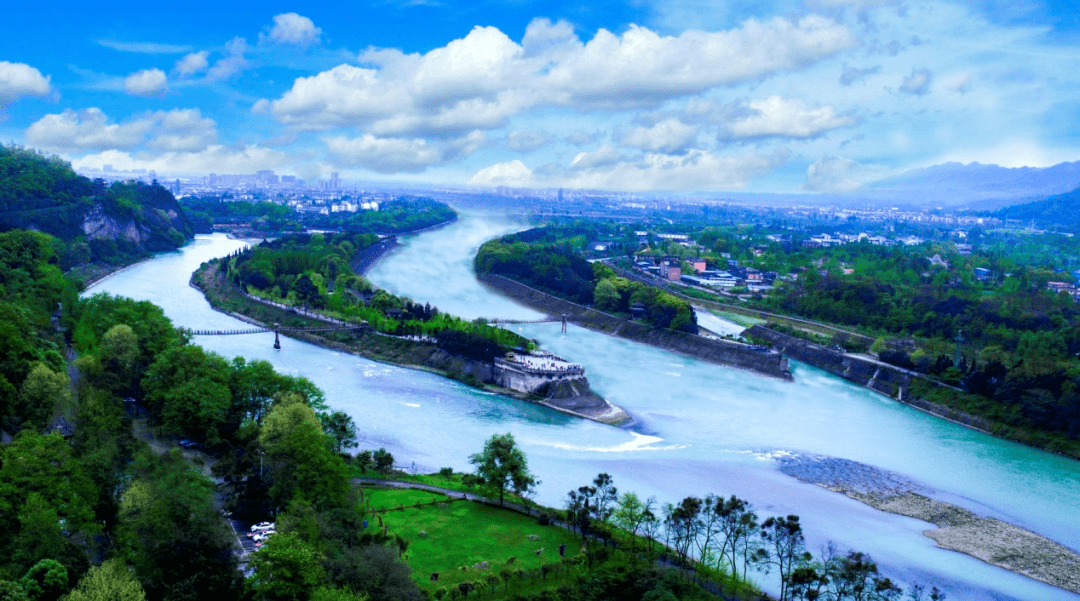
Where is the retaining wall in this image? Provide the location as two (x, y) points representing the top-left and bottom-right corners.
(493, 358), (586, 394)
(746, 325), (994, 432)
(478, 273), (792, 380)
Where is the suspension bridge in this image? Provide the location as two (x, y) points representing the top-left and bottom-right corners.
(183, 323), (368, 349)
(484, 314), (569, 333)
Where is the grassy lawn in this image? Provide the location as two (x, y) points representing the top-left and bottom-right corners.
(363, 489), (584, 594)
(361, 487), (450, 511)
(709, 310), (765, 327)
(353, 471), (537, 509)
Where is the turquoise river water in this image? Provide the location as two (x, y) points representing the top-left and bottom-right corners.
(86, 212), (1080, 601)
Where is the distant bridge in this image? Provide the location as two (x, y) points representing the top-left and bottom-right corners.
(183, 323), (367, 349)
(185, 324), (366, 336)
(485, 314), (568, 334)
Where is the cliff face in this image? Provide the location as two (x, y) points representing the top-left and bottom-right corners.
(82, 203), (190, 251)
(0, 146), (194, 257)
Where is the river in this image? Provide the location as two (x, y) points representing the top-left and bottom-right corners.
(87, 212), (1080, 601)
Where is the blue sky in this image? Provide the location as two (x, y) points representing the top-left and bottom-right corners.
(1, 0), (1078, 192)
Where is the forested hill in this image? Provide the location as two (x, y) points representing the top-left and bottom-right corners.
(0, 145), (195, 263)
(990, 186), (1080, 226)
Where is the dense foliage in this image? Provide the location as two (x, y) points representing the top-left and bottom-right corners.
(748, 243), (1080, 439)
(315, 196), (456, 234)
(0, 145), (194, 266)
(476, 228), (697, 333)
(229, 233), (531, 358)
(179, 195), (456, 235)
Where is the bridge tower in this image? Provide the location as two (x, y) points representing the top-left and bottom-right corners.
(274, 323), (281, 350)
(561, 314), (567, 334)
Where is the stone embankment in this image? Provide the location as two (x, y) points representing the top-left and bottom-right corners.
(779, 455), (1080, 594)
(746, 325), (994, 432)
(192, 261), (630, 426)
(350, 236), (399, 275)
(477, 274), (792, 380)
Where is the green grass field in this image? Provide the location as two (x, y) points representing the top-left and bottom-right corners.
(361, 487), (450, 511)
(363, 488), (584, 594)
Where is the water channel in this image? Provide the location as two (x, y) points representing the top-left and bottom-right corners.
(86, 212), (1080, 600)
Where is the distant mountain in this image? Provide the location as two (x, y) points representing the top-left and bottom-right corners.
(860, 161), (1080, 209)
(988, 187), (1080, 226)
(0, 145), (195, 262)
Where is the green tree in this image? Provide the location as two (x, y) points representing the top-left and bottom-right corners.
(372, 448), (394, 475)
(0, 432), (98, 574)
(248, 531), (325, 601)
(322, 411), (358, 455)
(98, 324), (139, 394)
(16, 363), (71, 432)
(260, 399), (349, 510)
(19, 560), (67, 601)
(592, 279), (620, 312)
(0, 580), (27, 601)
(141, 345), (231, 443)
(322, 545), (420, 601)
(614, 492), (655, 552)
(64, 560), (146, 601)
(759, 515), (810, 601)
(468, 433), (536, 506)
(118, 449), (239, 601)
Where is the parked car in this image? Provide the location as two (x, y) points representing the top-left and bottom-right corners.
(178, 439), (200, 449)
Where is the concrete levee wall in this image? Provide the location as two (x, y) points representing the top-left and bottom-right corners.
(478, 273), (791, 380)
(746, 325), (994, 432)
(493, 358), (587, 395)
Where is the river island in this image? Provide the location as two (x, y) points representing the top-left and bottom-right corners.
(190, 231), (631, 426)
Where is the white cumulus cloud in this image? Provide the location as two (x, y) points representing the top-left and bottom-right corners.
(801, 156), (888, 192)
(69, 145), (291, 177)
(569, 145), (626, 170)
(716, 96), (858, 140)
(472, 147), (790, 192)
(325, 134), (442, 173)
(620, 119), (700, 153)
(267, 13), (322, 46)
(206, 38), (249, 82)
(25, 107), (217, 154)
(26, 108), (153, 152)
(174, 51), (210, 76)
(0, 61), (52, 109)
(468, 160), (535, 187)
(266, 16), (855, 137)
(559, 148), (791, 191)
(123, 68), (168, 97)
(149, 108), (218, 152)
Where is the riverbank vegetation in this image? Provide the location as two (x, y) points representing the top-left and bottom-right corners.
(475, 228), (697, 334)
(180, 194), (457, 235)
(494, 215), (1080, 458)
(224, 232), (532, 360)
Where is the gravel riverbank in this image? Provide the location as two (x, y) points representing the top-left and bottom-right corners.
(778, 455), (1080, 594)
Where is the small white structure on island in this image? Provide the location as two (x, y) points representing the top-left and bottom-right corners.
(493, 350), (586, 395)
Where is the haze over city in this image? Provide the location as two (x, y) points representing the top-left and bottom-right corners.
(2, 0), (1079, 193)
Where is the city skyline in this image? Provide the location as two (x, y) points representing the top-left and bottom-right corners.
(1, 0), (1078, 193)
